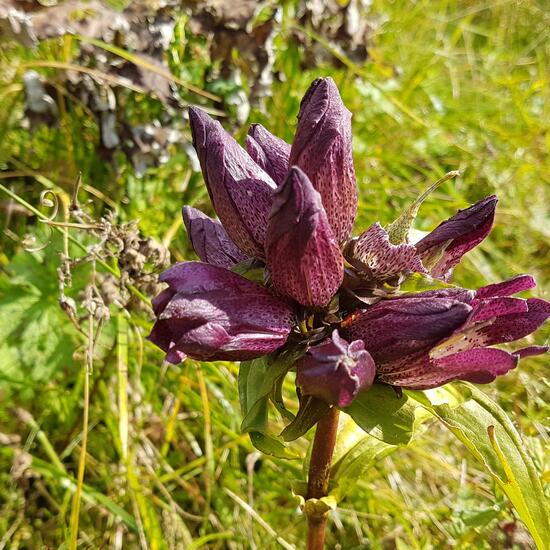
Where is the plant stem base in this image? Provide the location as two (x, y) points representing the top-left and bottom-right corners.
(306, 407), (340, 550)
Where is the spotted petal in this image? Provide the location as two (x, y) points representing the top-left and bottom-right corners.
(182, 206), (248, 269)
(246, 123), (290, 185)
(475, 274), (536, 299)
(513, 345), (548, 358)
(296, 330), (375, 407)
(416, 195), (497, 279)
(345, 222), (426, 280)
(378, 347), (518, 389)
(266, 166), (344, 307)
(477, 298), (550, 347)
(342, 296), (472, 364)
(189, 107), (277, 258)
(432, 297), (550, 358)
(290, 77), (357, 243)
(148, 262), (294, 363)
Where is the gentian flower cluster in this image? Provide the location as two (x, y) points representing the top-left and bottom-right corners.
(149, 77), (549, 409)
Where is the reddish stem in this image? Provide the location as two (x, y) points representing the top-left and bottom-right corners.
(306, 407), (340, 550)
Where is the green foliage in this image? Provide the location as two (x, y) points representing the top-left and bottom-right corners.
(239, 352), (302, 458)
(0, 245), (80, 397)
(1, 0), (549, 548)
(330, 384), (549, 547)
(423, 385), (550, 549)
(331, 415), (397, 499)
(343, 385), (420, 445)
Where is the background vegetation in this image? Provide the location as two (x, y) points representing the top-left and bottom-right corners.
(0, 1), (549, 548)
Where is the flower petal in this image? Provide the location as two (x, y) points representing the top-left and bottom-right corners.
(289, 77), (357, 243)
(148, 262), (294, 363)
(296, 330), (375, 407)
(342, 296), (472, 364)
(246, 124), (290, 185)
(379, 347), (518, 389)
(189, 107), (277, 258)
(266, 166), (344, 307)
(345, 222), (426, 280)
(416, 195), (497, 279)
(477, 298), (550, 347)
(148, 318), (174, 354)
(182, 206), (248, 268)
(475, 274), (536, 299)
(431, 297), (550, 358)
(513, 345), (548, 358)
(152, 288), (175, 316)
(469, 296), (529, 323)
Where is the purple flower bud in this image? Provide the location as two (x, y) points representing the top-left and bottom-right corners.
(182, 206), (248, 269)
(415, 195), (497, 279)
(345, 222), (426, 280)
(289, 77), (357, 243)
(246, 124), (290, 186)
(341, 275), (550, 389)
(266, 166), (344, 307)
(296, 330), (375, 407)
(147, 262), (295, 363)
(188, 107), (277, 258)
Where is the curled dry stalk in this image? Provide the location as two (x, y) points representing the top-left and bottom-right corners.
(68, 278), (94, 550)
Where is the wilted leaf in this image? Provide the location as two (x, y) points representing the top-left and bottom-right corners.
(295, 0), (371, 67)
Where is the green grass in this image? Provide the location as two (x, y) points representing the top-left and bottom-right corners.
(0, 1), (549, 548)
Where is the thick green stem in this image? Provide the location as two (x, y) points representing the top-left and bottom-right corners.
(306, 407), (339, 550)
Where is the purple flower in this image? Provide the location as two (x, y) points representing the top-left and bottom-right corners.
(147, 77), (549, 415)
(188, 106), (277, 258)
(182, 206), (248, 269)
(289, 77), (357, 244)
(296, 330), (375, 407)
(416, 195), (497, 279)
(148, 262), (295, 363)
(342, 275), (550, 389)
(266, 167), (344, 307)
(246, 124), (290, 186)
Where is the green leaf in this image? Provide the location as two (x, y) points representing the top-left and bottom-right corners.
(280, 397), (329, 442)
(419, 384), (550, 549)
(248, 431), (292, 458)
(238, 349), (303, 458)
(270, 372), (295, 423)
(230, 258), (266, 284)
(332, 386), (465, 499)
(30, 456), (137, 532)
(330, 414), (397, 499)
(343, 385), (423, 445)
(386, 170), (460, 244)
(397, 272), (456, 295)
(239, 354), (293, 434)
(0, 248), (81, 395)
